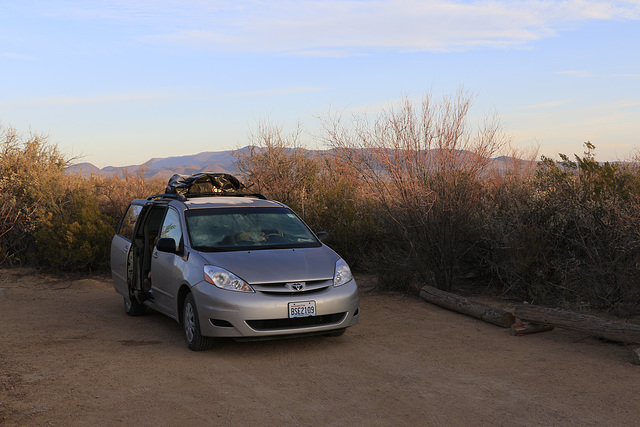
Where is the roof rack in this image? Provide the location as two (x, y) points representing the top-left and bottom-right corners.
(147, 192), (267, 201)
(147, 193), (186, 201)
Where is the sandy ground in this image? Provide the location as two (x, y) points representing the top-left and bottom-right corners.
(1, 267), (639, 426)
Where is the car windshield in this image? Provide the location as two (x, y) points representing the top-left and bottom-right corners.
(185, 206), (321, 252)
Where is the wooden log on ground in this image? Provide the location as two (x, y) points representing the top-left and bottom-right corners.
(510, 321), (555, 336)
(514, 304), (640, 345)
(419, 285), (516, 328)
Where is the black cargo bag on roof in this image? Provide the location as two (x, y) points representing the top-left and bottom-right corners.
(165, 173), (246, 195)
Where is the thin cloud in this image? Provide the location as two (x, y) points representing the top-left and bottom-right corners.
(614, 73), (640, 79)
(556, 70), (594, 77)
(225, 86), (325, 99)
(1, 52), (34, 60)
(521, 100), (570, 109)
(338, 94), (427, 116)
(289, 49), (364, 58)
(9, 91), (170, 107)
(615, 100), (640, 109)
(122, 0), (640, 56)
(58, 1), (640, 55)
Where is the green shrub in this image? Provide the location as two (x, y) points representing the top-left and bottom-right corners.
(481, 143), (640, 315)
(33, 187), (115, 272)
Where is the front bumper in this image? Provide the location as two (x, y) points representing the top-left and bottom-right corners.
(192, 279), (359, 338)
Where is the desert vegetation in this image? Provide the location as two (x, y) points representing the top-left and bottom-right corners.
(0, 124), (164, 271)
(2, 90), (640, 316)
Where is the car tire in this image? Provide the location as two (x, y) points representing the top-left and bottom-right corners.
(124, 295), (146, 316)
(183, 293), (213, 351)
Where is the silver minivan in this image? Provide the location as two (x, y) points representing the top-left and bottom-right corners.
(110, 174), (359, 350)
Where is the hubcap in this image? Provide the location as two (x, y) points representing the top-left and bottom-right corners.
(184, 302), (195, 343)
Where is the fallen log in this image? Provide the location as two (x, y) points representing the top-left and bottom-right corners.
(510, 321), (555, 336)
(514, 304), (640, 345)
(420, 285), (516, 328)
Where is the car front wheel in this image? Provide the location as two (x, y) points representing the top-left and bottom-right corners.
(183, 293), (213, 351)
(124, 295), (146, 316)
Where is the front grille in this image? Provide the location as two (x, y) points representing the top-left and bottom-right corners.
(252, 279), (332, 295)
(246, 313), (346, 331)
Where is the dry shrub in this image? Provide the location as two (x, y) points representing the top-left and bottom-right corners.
(322, 89), (508, 290)
(482, 143), (640, 316)
(233, 121), (319, 214)
(89, 169), (165, 225)
(0, 185), (38, 264)
(33, 177), (115, 271)
(295, 154), (378, 269)
(0, 125), (71, 263)
(233, 121), (377, 269)
(0, 124), (137, 271)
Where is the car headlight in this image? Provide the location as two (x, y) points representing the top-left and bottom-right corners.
(333, 258), (353, 287)
(204, 266), (254, 292)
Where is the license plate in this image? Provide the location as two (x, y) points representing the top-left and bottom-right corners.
(288, 301), (316, 318)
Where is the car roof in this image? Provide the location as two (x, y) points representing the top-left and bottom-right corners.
(181, 195), (284, 209)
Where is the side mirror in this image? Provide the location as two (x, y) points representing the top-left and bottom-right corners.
(315, 231), (329, 243)
(156, 237), (180, 254)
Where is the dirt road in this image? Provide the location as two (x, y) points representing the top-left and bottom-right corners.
(1, 268), (639, 426)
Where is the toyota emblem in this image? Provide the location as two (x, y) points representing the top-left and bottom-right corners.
(286, 282), (306, 291)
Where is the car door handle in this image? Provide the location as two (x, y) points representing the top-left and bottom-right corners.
(123, 246), (129, 253)
(152, 250), (158, 258)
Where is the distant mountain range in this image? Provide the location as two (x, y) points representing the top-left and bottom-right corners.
(65, 146), (532, 180)
(66, 148), (243, 180)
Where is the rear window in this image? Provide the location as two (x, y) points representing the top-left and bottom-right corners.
(185, 207), (321, 252)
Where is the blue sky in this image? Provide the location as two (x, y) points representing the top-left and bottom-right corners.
(1, 0), (639, 168)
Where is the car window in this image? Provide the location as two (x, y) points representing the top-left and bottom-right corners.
(118, 204), (143, 241)
(185, 207), (321, 252)
(159, 208), (183, 251)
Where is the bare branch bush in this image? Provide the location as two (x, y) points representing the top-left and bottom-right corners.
(321, 89), (509, 290)
(299, 153), (379, 269)
(233, 121), (320, 216)
(0, 184), (39, 264)
(232, 121), (377, 269)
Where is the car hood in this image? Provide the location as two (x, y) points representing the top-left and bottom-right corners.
(197, 247), (339, 284)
